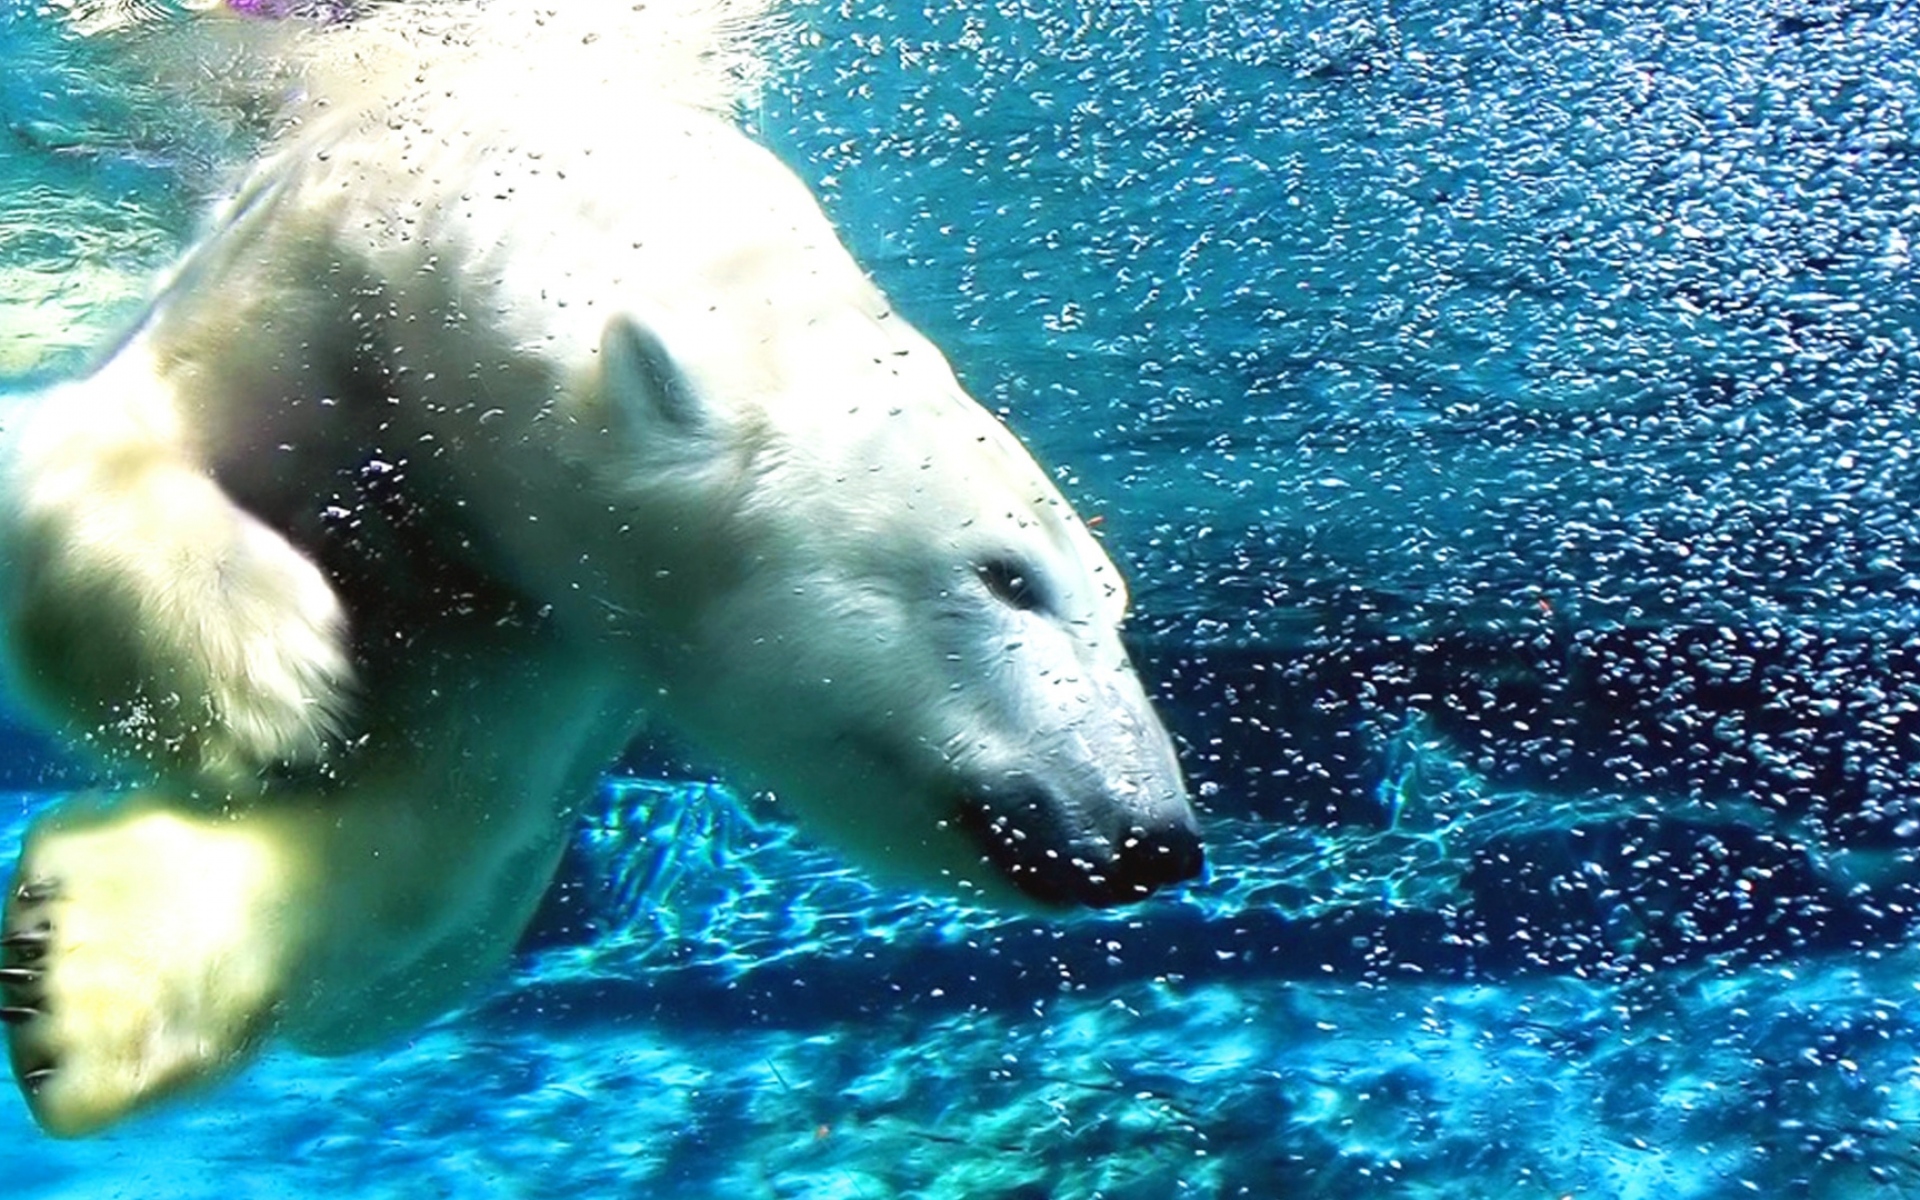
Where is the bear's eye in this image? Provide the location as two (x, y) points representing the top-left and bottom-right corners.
(978, 557), (1050, 615)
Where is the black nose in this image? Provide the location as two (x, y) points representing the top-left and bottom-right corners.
(1107, 815), (1205, 904)
(959, 791), (1204, 909)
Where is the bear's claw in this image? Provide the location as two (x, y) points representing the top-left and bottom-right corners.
(13, 880), (60, 904)
(2, 901), (49, 1020)
(1, 926), (50, 961)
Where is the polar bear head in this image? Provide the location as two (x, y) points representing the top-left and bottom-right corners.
(392, 103), (1208, 910)
(568, 303), (1203, 910)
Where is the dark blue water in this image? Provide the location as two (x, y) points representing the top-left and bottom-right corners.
(6, 0), (1920, 1195)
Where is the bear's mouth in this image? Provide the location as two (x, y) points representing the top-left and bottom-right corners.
(955, 788), (1204, 910)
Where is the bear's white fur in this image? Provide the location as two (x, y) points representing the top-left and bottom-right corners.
(0, 0), (1200, 1137)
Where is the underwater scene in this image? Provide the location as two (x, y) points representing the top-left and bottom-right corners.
(6, 0), (1920, 1194)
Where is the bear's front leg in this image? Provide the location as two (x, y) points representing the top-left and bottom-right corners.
(1, 793), (322, 1137)
(1, 633), (634, 1136)
(4, 364), (355, 787)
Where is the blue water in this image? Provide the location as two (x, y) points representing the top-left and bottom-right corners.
(7, 0), (1920, 1195)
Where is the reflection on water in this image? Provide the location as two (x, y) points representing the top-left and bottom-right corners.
(0, 187), (172, 375)
(0, 0), (301, 375)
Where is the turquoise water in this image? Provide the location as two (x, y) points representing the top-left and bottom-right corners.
(8, 0), (1920, 1194)
(10, 780), (1920, 1197)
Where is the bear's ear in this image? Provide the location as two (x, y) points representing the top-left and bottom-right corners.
(600, 312), (711, 438)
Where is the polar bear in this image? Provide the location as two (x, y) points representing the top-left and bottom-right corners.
(0, 0), (1200, 1137)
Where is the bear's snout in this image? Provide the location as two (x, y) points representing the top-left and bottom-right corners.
(958, 784), (1204, 910)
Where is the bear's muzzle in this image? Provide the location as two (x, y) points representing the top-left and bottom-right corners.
(957, 782), (1204, 909)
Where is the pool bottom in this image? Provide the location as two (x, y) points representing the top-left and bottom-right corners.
(0, 779), (1915, 1198)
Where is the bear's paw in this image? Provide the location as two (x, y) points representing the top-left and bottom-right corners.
(9, 446), (355, 787)
(1, 799), (311, 1136)
(164, 514), (357, 781)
